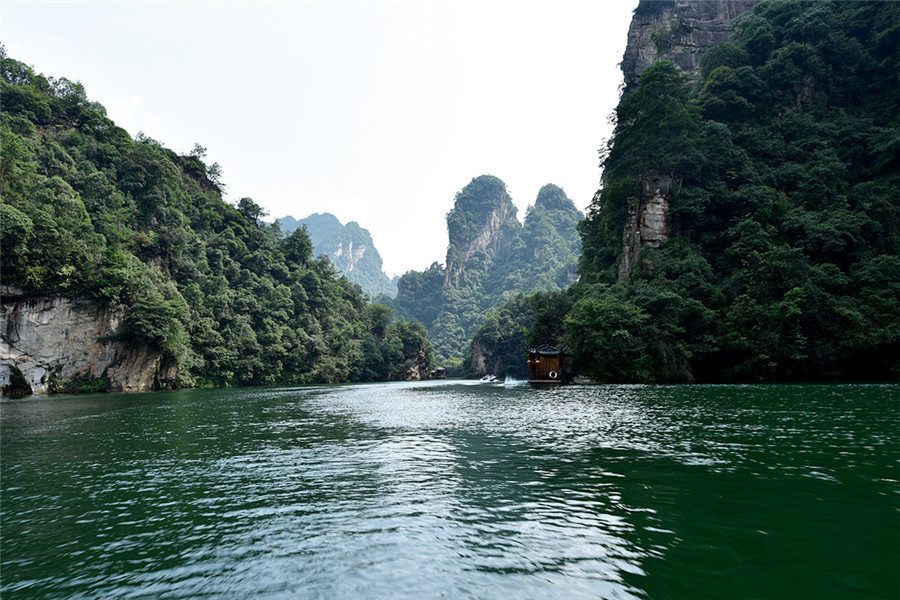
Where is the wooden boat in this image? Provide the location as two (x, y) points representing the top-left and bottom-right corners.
(527, 344), (567, 385)
(430, 367), (446, 379)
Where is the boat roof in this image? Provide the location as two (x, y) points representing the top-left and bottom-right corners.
(529, 344), (563, 356)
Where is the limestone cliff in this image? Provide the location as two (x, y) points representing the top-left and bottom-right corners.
(618, 176), (673, 281)
(278, 213), (397, 298)
(404, 347), (432, 381)
(444, 175), (519, 288)
(621, 0), (760, 93)
(0, 287), (175, 395)
(393, 176), (583, 363)
(616, 0), (758, 280)
(330, 238), (368, 272)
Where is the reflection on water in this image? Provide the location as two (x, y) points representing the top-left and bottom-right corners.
(2, 382), (897, 599)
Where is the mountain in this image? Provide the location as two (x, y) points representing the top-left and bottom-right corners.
(621, 0), (762, 93)
(0, 51), (431, 394)
(278, 213), (397, 298)
(390, 175), (583, 368)
(572, 0), (900, 381)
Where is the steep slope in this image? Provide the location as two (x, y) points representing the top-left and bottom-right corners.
(501, 184), (582, 292)
(621, 0), (761, 92)
(444, 175), (520, 287)
(391, 176), (583, 366)
(279, 213), (397, 298)
(0, 52), (431, 392)
(574, 0), (899, 382)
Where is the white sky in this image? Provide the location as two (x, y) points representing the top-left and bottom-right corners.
(1, 0), (637, 277)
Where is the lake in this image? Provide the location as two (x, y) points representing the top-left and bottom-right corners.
(1, 381), (897, 599)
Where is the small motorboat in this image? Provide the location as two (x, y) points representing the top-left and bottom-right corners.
(479, 374), (498, 383)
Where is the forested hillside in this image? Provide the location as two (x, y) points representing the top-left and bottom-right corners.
(0, 49), (431, 387)
(278, 213), (397, 298)
(561, 0), (898, 382)
(390, 176), (582, 371)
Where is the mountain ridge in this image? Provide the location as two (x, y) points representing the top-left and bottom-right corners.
(390, 175), (583, 368)
(278, 213), (397, 298)
(0, 50), (431, 392)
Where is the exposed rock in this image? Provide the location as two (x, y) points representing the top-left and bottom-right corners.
(0, 287), (175, 395)
(394, 176), (581, 363)
(403, 347), (431, 381)
(464, 200), (515, 261)
(469, 339), (492, 376)
(278, 213), (397, 298)
(331, 239), (367, 272)
(615, 0), (759, 279)
(619, 176), (673, 281)
(621, 0), (760, 93)
(444, 176), (519, 287)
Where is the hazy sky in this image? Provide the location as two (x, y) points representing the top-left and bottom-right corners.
(2, 0), (638, 277)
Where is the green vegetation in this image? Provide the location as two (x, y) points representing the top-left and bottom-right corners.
(279, 213), (397, 298)
(388, 176), (583, 372)
(0, 48), (431, 387)
(5, 0), (895, 386)
(571, 0), (899, 381)
(465, 290), (573, 378)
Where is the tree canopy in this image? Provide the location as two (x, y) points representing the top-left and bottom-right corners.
(0, 49), (431, 388)
(388, 176), (583, 372)
(571, 0), (899, 382)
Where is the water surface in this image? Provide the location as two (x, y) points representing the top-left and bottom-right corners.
(2, 381), (897, 598)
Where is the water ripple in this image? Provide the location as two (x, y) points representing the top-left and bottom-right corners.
(2, 382), (897, 599)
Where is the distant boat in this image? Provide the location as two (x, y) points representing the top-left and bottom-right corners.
(480, 374), (498, 383)
(527, 345), (568, 386)
(431, 367), (446, 379)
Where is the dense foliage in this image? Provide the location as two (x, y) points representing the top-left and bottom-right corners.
(0, 50), (431, 387)
(465, 290), (573, 378)
(278, 213), (397, 298)
(572, 0), (899, 381)
(388, 177), (582, 371)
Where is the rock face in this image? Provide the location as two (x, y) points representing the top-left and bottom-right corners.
(621, 0), (760, 92)
(404, 347), (431, 381)
(393, 176), (584, 362)
(619, 177), (673, 281)
(0, 288), (175, 395)
(444, 184), (518, 288)
(616, 0), (758, 279)
(469, 338), (500, 377)
(279, 213), (397, 298)
(330, 238), (367, 272)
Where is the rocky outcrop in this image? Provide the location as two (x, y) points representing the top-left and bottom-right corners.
(331, 239), (367, 272)
(0, 288), (175, 395)
(403, 347), (431, 381)
(461, 200), (516, 262)
(469, 338), (501, 377)
(616, 0), (758, 279)
(278, 214), (397, 298)
(444, 176), (519, 287)
(621, 0), (760, 92)
(619, 177), (673, 281)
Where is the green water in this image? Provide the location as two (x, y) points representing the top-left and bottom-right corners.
(1, 381), (897, 599)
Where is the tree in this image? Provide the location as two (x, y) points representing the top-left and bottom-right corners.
(281, 225), (314, 267)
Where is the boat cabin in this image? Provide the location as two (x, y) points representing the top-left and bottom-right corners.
(430, 367), (446, 379)
(527, 344), (566, 384)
